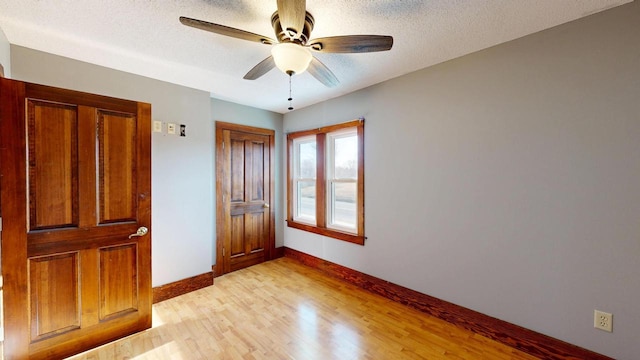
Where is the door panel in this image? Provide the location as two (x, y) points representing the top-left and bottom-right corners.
(215, 122), (275, 276)
(230, 138), (245, 202)
(98, 110), (137, 223)
(29, 253), (80, 341)
(250, 141), (265, 201)
(0, 79), (152, 359)
(99, 244), (138, 320)
(248, 212), (265, 252)
(230, 215), (245, 257)
(27, 99), (79, 230)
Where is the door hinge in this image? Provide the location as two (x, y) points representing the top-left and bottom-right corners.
(223, 247), (225, 257)
(222, 141), (225, 150)
(0, 217), (2, 231)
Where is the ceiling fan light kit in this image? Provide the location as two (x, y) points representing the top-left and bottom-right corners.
(180, 0), (393, 108)
(271, 42), (313, 75)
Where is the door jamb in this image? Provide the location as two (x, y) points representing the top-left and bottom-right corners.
(214, 121), (276, 277)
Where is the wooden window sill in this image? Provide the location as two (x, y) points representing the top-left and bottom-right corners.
(287, 220), (365, 246)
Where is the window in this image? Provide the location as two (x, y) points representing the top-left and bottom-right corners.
(292, 135), (316, 224)
(287, 120), (364, 245)
(327, 128), (358, 232)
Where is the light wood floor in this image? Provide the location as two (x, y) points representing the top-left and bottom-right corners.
(67, 258), (538, 360)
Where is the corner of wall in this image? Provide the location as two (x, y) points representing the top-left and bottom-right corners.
(0, 27), (11, 78)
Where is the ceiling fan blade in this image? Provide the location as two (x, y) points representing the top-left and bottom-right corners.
(277, 0), (306, 39)
(180, 16), (275, 45)
(308, 35), (393, 53)
(243, 56), (276, 80)
(308, 57), (339, 88)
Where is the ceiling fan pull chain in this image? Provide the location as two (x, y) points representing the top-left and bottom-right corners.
(288, 73), (294, 111)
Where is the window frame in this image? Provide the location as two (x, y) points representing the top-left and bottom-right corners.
(287, 119), (365, 245)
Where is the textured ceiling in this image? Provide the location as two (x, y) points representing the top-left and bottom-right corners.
(0, 0), (632, 113)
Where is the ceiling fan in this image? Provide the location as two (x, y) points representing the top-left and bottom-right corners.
(179, 0), (393, 88)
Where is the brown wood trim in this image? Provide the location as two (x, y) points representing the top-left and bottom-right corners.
(25, 82), (138, 113)
(216, 121), (275, 136)
(286, 221), (365, 245)
(287, 128), (318, 138)
(284, 247), (613, 360)
(356, 123), (365, 236)
(215, 125), (226, 275)
(274, 247), (285, 258)
(286, 120), (363, 139)
(152, 272), (214, 304)
(286, 135), (294, 233)
(0, 77), (30, 359)
(268, 129), (276, 261)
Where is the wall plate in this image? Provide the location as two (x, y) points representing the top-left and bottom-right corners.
(594, 310), (613, 332)
(153, 121), (162, 133)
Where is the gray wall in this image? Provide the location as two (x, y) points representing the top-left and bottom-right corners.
(283, 2), (640, 359)
(10, 46), (284, 287)
(0, 25), (9, 77)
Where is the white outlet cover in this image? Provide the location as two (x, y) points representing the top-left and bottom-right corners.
(167, 123), (176, 135)
(594, 310), (613, 332)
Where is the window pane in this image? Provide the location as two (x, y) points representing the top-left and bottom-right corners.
(331, 182), (356, 229)
(298, 141), (316, 179)
(297, 181), (316, 221)
(334, 135), (357, 179)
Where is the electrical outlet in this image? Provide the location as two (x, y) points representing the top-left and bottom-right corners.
(594, 310), (613, 332)
(167, 123), (176, 135)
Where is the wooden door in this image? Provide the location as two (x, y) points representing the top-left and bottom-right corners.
(216, 122), (275, 275)
(0, 78), (152, 359)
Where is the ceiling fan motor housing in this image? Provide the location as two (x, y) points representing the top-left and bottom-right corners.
(271, 11), (315, 45)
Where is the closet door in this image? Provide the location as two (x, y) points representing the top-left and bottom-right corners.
(0, 79), (152, 359)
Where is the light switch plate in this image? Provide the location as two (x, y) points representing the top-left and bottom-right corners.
(167, 123), (176, 135)
(153, 121), (162, 133)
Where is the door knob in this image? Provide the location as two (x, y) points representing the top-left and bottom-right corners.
(129, 226), (148, 239)
(263, 203), (270, 208)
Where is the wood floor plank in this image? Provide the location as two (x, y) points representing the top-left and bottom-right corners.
(67, 258), (538, 359)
